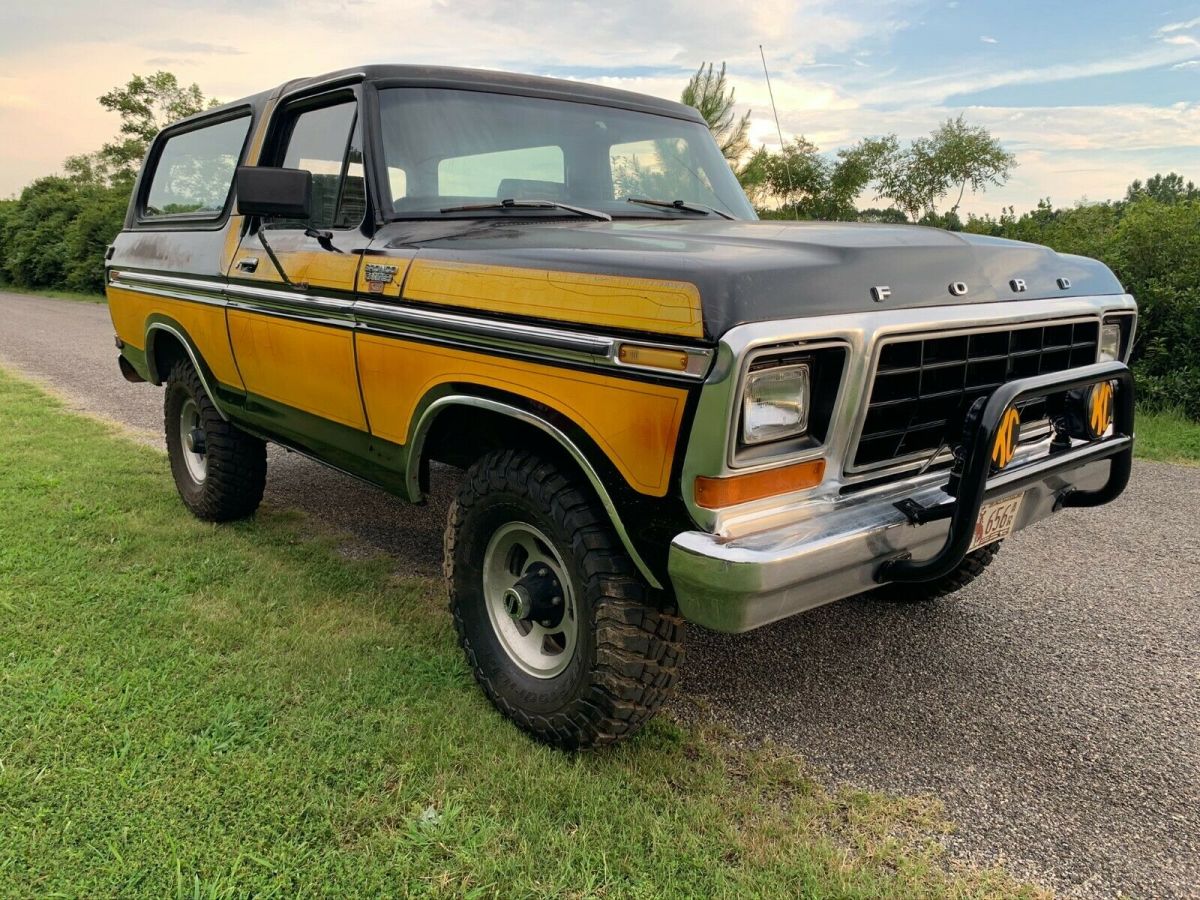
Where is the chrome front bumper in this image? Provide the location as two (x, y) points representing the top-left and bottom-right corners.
(669, 360), (1134, 633)
(668, 455), (1113, 632)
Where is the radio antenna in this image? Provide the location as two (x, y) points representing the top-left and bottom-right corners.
(759, 44), (798, 219)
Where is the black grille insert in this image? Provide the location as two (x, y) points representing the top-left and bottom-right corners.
(853, 321), (1100, 469)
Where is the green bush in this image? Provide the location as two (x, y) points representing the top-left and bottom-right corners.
(0, 177), (127, 295)
(61, 184), (128, 293)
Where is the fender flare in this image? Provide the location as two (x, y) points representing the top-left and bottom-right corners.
(144, 319), (229, 421)
(408, 394), (664, 590)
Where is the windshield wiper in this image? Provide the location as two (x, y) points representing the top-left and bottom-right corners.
(439, 197), (611, 222)
(625, 197), (736, 220)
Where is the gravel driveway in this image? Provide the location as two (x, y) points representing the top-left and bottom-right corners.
(2, 290), (1197, 898)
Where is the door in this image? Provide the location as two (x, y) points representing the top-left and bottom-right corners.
(226, 92), (371, 435)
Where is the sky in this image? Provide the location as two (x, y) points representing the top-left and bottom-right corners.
(1, 0), (1198, 216)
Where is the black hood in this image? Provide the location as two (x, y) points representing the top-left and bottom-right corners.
(374, 218), (1125, 342)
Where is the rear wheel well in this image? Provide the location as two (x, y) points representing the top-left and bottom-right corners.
(148, 329), (190, 386)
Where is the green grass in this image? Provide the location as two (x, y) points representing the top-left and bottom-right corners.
(0, 281), (106, 304)
(1135, 408), (1200, 465)
(0, 368), (1044, 898)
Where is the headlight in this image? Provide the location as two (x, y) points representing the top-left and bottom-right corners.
(1098, 323), (1122, 362)
(741, 363), (810, 445)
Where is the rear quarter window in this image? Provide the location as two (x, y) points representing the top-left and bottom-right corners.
(142, 114), (252, 220)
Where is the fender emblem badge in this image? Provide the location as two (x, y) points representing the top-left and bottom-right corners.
(364, 263), (400, 293)
(1057, 277), (1072, 290)
(871, 285), (892, 303)
(1010, 278), (1028, 292)
(948, 281), (969, 297)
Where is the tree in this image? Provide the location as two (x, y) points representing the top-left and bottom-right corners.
(1125, 172), (1199, 205)
(65, 71), (216, 186)
(874, 135), (943, 223)
(931, 115), (1017, 216)
(874, 116), (1015, 221)
(0, 177), (91, 286)
(828, 137), (896, 217)
(735, 146), (773, 207)
(681, 62), (751, 170)
(749, 135), (896, 220)
(758, 137), (828, 212)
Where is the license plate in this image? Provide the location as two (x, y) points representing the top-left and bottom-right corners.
(969, 493), (1024, 552)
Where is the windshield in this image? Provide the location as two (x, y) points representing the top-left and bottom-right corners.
(376, 87), (756, 220)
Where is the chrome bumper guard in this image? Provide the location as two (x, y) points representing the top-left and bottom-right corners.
(668, 362), (1134, 633)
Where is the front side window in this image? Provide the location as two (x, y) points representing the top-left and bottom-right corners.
(376, 88), (755, 220)
(143, 115), (250, 218)
(279, 100), (365, 229)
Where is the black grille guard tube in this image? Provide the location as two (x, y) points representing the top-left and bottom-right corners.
(877, 361), (1134, 584)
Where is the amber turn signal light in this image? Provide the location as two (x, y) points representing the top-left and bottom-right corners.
(616, 343), (690, 372)
(694, 459), (827, 509)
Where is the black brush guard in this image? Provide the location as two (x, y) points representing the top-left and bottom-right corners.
(877, 361), (1134, 584)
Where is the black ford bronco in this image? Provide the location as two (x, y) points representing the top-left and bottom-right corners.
(108, 65), (1136, 748)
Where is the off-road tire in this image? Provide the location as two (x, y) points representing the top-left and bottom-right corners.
(445, 449), (683, 750)
(164, 359), (266, 522)
(875, 543), (1000, 603)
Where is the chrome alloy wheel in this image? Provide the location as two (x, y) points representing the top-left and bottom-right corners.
(482, 521), (578, 678)
(178, 397), (208, 484)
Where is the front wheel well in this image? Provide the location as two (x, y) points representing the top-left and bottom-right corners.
(415, 397), (666, 591)
(420, 403), (577, 486)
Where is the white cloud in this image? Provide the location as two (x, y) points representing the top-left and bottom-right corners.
(980, 36), (999, 44)
(1173, 59), (1200, 69)
(860, 41), (1200, 106)
(1158, 16), (1200, 33)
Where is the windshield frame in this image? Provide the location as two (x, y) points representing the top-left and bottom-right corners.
(365, 81), (757, 223)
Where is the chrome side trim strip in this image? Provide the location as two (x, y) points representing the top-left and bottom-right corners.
(356, 300), (713, 379)
(109, 279), (227, 308)
(356, 299), (613, 356)
(408, 395), (663, 589)
(144, 322), (229, 421)
(115, 270), (713, 381)
(109, 270), (226, 307)
(226, 281), (356, 314)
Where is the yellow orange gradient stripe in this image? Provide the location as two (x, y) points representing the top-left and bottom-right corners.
(401, 259), (704, 338)
(356, 334), (688, 496)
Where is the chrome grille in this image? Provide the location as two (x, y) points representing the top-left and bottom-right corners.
(853, 320), (1100, 469)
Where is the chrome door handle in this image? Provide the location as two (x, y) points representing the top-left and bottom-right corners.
(237, 257), (259, 273)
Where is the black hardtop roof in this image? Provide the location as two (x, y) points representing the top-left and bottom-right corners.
(179, 64), (705, 128)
